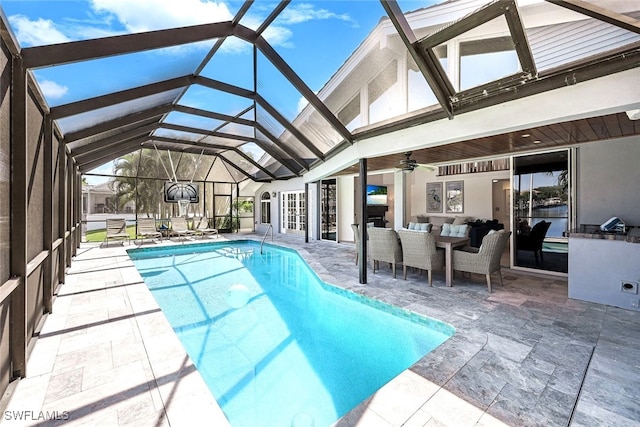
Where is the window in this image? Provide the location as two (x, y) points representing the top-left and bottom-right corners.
(459, 36), (519, 91)
(261, 192), (271, 224)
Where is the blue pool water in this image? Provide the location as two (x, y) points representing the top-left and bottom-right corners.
(128, 241), (454, 426)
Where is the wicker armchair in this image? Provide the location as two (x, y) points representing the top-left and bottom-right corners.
(452, 231), (511, 292)
(398, 230), (444, 286)
(351, 224), (361, 265)
(367, 227), (403, 278)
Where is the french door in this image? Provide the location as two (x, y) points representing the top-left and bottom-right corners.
(281, 191), (305, 235)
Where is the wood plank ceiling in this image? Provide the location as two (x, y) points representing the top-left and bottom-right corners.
(335, 111), (640, 175)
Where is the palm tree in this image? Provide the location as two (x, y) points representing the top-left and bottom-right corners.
(112, 150), (165, 218)
(111, 149), (210, 218)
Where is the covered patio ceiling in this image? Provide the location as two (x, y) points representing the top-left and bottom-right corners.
(3, 0), (640, 182)
(336, 110), (640, 175)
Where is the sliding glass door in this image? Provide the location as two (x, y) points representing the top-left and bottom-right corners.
(512, 150), (571, 273)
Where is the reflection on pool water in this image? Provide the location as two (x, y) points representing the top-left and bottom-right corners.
(128, 240), (454, 426)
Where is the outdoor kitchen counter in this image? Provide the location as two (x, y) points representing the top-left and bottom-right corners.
(566, 224), (640, 243)
(568, 225), (640, 311)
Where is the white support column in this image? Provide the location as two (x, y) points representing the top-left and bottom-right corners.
(394, 170), (406, 230)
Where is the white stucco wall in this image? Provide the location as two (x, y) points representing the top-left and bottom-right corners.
(569, 237), (640, 312)
(577, 136), (640, 227)
(407, 168), (510, 222)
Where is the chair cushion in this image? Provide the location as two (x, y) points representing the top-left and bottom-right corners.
(440, 223), (468, 237)
(402, 223), (432, 232)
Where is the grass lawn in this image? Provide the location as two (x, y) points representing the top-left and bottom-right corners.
(85, 225), (137, 243)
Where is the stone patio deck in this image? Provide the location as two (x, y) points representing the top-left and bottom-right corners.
(4, 233), (639, 426)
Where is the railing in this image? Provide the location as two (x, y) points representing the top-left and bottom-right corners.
(260, 224), (273, 254)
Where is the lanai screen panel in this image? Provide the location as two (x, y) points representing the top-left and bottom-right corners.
(206, 157), (244, 183)
(255, 129), (300, 176)
(32, 42), (215, 107)
(221, 150), (261, 177)
(256, 50), (343, 153)
(200, 38), (255, 91)
(56, 89), (182, 135)
(2, 1), (240, 44)
(237, 142), (284, 176)
(263, 0), (390, 97)
(199, 135), (246, 149)
(179, 86), (253, 122)
(457, 16), (520, 91)
(216, 121), (255, 139)
(67, 119), (159, 152)
(407, 51), (445, 112)
(162, 111), (226, 130)
(153, 128), (208, 142)
(255, 104), (315, 163)
(174, 152), (215, 182)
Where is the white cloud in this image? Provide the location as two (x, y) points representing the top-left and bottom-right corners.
(8, 15), (71, 46)
(39, 80), (69, 99)
(297, 96), (309, 115)
(278, 3), (356, 26)
(89, 0), (234, 32)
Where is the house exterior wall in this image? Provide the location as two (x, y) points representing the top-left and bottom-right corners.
(577, 136), (640, 227)
(337, 176), (355, 242)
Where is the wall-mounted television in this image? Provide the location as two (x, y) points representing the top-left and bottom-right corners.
(366, 185), (388, 206)
(164, 182), (199, 203)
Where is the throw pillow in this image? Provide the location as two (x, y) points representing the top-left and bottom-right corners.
(418, 223), (432, 232)
(441, 223), (468, 237)
(408, 222), (417, 230)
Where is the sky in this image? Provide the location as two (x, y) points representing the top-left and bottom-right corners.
(0, 0), (440, 183)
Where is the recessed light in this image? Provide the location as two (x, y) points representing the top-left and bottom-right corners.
(521, 133), (530, 138)
(533, 140), (541, 144)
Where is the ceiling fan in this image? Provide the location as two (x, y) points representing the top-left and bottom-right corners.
(398, 151), (436, 173)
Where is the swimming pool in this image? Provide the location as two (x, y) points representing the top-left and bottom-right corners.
(128, 240), (454, 426)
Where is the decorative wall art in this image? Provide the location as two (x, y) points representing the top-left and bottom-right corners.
(445, 180), (464, 213)
(426, 182), (443, 213)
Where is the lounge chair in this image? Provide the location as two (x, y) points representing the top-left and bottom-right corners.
(398, 229), (445, 286)
(104, 218), (130, 246)
(452, 230), (511, 292)
(194, 218), (218, 239)
(367, 227), (403, 278)
(135, 217), (162, 244)
(170, 217), (196, 241)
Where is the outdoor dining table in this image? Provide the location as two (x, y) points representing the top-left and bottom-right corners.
(434, 235), (470, 287)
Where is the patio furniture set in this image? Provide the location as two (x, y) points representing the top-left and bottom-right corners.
(358, 221), (511, 293)
(104, 217), (218, 246)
